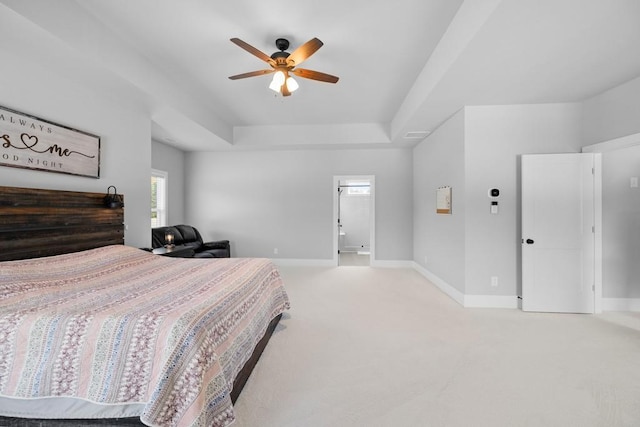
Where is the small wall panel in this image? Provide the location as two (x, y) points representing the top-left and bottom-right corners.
(0, 186), (124, 261)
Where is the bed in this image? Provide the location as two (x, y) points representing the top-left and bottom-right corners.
(0, 186), (290, 427)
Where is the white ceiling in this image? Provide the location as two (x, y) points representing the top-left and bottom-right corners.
(2, 0), (640, 151)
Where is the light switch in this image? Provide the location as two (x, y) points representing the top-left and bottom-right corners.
(490, 201), (499, 214)
(631, 177), (638, 188)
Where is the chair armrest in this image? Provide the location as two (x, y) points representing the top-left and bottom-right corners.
(202, 240), (230, 250)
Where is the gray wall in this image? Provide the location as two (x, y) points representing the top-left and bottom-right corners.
(582, 75), (640, 145)
(463, 104), (583, 297)
(601, 144), (640, 298)
(413, 109), (467, 293)
(151, 140), (185, 225)
(413, 103), (583, 297)
(0, 32), (152, 248)
(184, 149), (413, 260)
(583, 77), (640, 299)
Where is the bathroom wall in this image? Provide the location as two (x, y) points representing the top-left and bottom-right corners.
(340, 190), (371, 251)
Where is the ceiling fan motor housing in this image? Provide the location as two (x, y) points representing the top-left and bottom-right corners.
(271, 51), (289, 60)
(271, 38), (290, 65)
(275, 38), (290, 51)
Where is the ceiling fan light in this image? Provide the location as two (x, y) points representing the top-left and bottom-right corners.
(269, 71), (286, 93)
(273, 71), (285, 84)
(286, 76), (299, 92)
(269, 80), (282, 93)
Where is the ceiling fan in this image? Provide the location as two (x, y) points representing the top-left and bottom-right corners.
(228, 37), (339, 96)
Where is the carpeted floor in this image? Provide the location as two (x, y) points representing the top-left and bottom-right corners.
(232, 266), (640, 427)
(339, 252), (370, 266)
(4, 266), (639, 426)
(0, 418), (142, 427)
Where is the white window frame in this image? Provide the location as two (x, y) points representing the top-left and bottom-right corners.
(346, 180), (371, 196)
(151, 169), (168, 228)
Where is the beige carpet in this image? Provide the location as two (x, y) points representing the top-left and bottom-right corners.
(233, 266), (640, 427)
(339, 252), (370, 266)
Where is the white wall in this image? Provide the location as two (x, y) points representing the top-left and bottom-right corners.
(582, 76), (640, 301)
(0, 12), (152, 248)
(151, 140), (185, 225)
(414, 103), (583, 299)
(464, 103), (583, 297)
(340, 192), (371, 251)
(413, 109), (467, 293)
(600, 144), (640, 298)
(582, 76), (640, 145)
(184, 149), (413, 260)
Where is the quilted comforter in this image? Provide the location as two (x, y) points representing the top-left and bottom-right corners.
(0, 245), (290, 426)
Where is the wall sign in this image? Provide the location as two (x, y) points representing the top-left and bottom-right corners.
(436, 186), (452, 214)
(0, 105), (100, 178)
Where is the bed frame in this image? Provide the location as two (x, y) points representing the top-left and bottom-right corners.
(0, 186), (281, 425)
(0, 185), (124, 261)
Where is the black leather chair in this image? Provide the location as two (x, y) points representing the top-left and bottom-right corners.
(151, 225), (230, 258)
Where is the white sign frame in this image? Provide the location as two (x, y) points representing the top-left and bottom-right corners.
(0, 105), (100, 178)
(436, 186), (452, 214)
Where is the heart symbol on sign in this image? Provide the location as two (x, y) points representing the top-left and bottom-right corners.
(20, 133), (39, 148)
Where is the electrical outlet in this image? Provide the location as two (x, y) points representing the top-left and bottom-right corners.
(273, 248), (278, 255)
(491, 276), (499, 287)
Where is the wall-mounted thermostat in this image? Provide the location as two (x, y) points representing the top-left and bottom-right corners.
(489, 188), (500, 198)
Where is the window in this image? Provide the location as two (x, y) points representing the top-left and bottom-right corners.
(346, 180), (371, 196)
(151, 169), (168, 228)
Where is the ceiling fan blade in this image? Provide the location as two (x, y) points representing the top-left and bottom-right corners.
(228, 69), (275, 80)
(291, 68), (339, 84)
(286, 38), (323, 67)
(230, 38), (275, 65)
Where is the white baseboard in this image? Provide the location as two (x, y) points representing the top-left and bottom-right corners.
(271, 258), (335, 267)
(603, 298), (640, 312)
(412, 262), (465, 306)
(370, 260), (414, 268)
(412, 262), (519, 309)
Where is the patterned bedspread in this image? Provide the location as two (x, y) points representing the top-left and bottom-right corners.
(0, 245), (290, 427)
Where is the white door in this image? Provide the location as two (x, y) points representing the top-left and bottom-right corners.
(521, 154), (595, 313)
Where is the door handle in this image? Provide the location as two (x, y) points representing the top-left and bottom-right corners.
(525, 239), (534, 244)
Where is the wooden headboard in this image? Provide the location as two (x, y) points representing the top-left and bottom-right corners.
(0, 186), (124, 261)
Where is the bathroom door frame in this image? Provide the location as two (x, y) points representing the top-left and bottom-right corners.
(333, 175), (375, 266)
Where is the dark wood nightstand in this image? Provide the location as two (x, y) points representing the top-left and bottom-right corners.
(152, 245), (195, 258)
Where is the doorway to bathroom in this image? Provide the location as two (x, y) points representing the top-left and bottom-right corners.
(333, 175), (375, 266)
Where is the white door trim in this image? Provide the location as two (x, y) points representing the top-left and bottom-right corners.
(593, 154), (603, 314)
